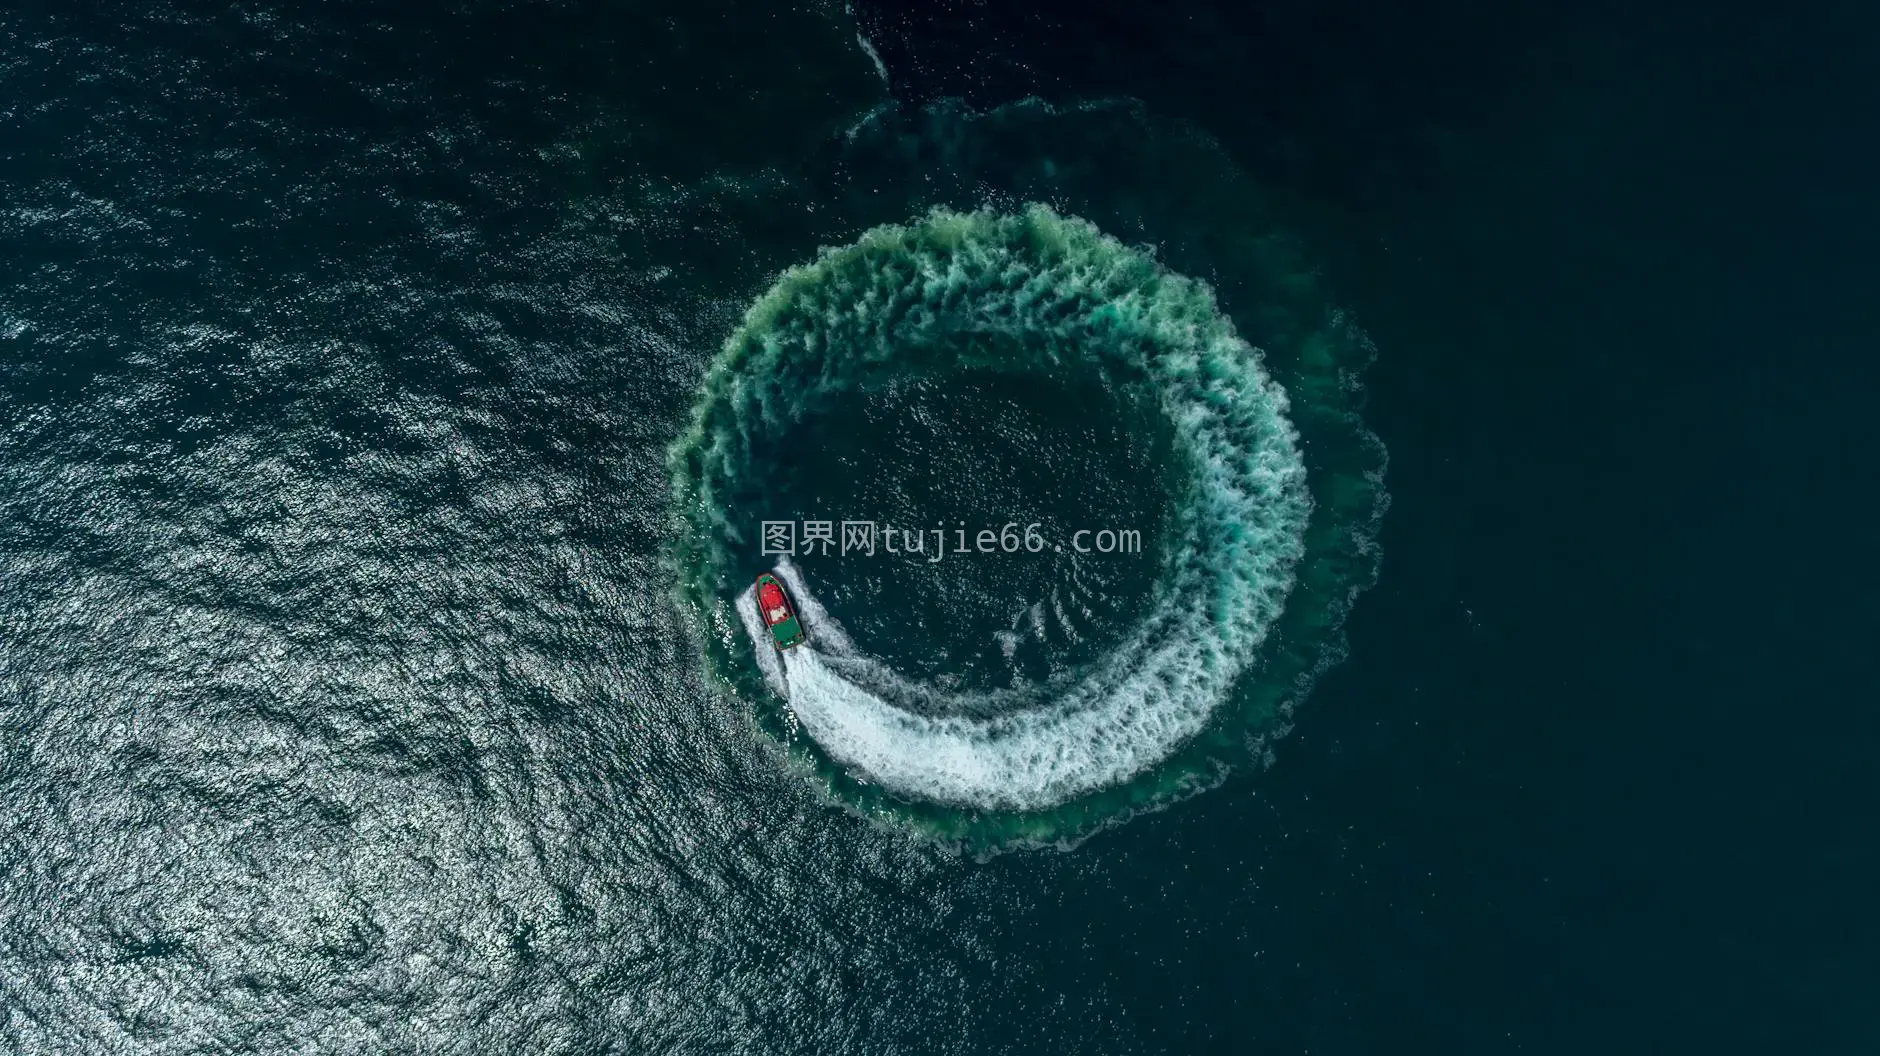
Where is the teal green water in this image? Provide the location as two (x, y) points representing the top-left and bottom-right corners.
(669, 153), (1384, 847)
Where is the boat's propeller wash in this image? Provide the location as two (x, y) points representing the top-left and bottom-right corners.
(698, 206), (1309, 811)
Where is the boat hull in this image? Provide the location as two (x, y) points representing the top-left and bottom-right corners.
(754, 573), (806, 649)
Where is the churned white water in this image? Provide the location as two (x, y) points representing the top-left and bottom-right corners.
(709, 206), (1313, 809)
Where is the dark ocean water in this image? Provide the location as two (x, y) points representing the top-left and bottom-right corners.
(4, 1), (1875, 1053)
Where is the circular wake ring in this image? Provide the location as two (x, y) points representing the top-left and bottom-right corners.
(670, 205), (1309, 811)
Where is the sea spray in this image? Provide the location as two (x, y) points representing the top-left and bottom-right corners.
(671, 99), (1387, 848)
(678, 206), (1309, 810)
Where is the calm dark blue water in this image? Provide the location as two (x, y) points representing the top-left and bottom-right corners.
(3, 1), (1874, 1053)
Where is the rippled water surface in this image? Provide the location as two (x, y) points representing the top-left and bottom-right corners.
(6, 1), (1872, 1053)
(0, 3), (989, 1050)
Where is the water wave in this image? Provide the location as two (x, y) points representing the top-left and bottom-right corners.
(679, 205), (1309, 810)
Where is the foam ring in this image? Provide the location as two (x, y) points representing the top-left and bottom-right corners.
(670, 205), (1310, 811)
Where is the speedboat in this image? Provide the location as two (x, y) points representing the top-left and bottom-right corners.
(754, 572), (806, 649)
